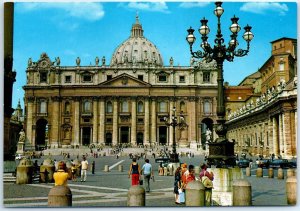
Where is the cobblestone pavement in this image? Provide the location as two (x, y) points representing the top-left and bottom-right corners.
(2, 154), (295, 207)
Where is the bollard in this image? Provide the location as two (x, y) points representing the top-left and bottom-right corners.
(104, 165), (110, 172)
(158, 167), (163, 176)
(48, 185), (72, 207)
(278, 168), (284, 179)
(40, 158), (55, 183)
(16, 158), (33, 184)
(233, 179), (252, 206)
(118, 165), (123, 172)
(268, 168), (274, 178)
(127, 185), (145, 206)
(246, 167), (251, 177)
(185, 180), (205, 206)
(287, 169), (294, 178)
(286, 176), (297, 205)
(194, 166), (200, 175)
(163, 167), (168, 176)
(168, 165), (174, 176)
(256, 167), (263, 177)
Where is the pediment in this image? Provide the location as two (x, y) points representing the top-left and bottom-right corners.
(99, 73), (151, 87)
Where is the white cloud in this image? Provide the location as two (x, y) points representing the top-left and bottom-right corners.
(240, 2), (288, 16)
(179, 2), (210, 9)
(18, 2), (105, 21)
(120, 2), (169, 13)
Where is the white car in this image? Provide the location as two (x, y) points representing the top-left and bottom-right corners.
(15, 154), (25, 160)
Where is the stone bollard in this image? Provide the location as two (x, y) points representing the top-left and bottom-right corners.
(278, 168), (284, 179)
(163, 167), (168, 176)
(287, 169), (294, 178)
(233, 179), (252, 206)
(40, 158), (55, 183)
(127, 185), (145, 206)
(256, 167), (263, 177)
(185, 180), (205, 206)
(194, 166), (200, 175)
(268, 168), (274, 178)
(48, 185), (72, 207)
(168, 165), (174, 176)
(104, 165), (110, 172)
(286, 176), (297, 205)
(118, 165), (123, 172)
(246, 167), (251, 177)
(16, 158), (33, 184)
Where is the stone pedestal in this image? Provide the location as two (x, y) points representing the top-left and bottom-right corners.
(211, 167), (243, 206)
(186, 180), (205, 206)
(127, 185), (145, 206)
(16, 158), (33, 184)
(48, 185), (72, 207)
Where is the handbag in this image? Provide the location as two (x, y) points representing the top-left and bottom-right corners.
(179, 191), (185, 203)
(201, 176), (213, 188)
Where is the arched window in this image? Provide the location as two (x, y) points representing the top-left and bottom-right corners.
(106, 101), (113, 113)
(65, 102), (71, 114)
(204, 101), (211, 114)
(40, 101), (47, 113)
(159, 101), (167, 112)
(137, 101), (144, 113)
(121, 101), (129, 112)
(83, 101), (91, 112)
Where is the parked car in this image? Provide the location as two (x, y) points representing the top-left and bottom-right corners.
(15, 154), (25, 160)
(269, 159), (291, 169)
(237, 159), (250, 168)
(257, 159), (270, 168)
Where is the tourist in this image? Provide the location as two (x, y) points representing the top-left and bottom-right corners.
(128, 158), (141, 186)
(200, 163), (214, 206)
(53, 161), (69, 186)
(173, 166), (182, 204)
(80, 156), (89, 182)
(141, 159), (153, 192)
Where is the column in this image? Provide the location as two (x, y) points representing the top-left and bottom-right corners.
(92, 98), (98, 144)
(73, 98), (80, 146)
(144, 98), (150, 145)
(112, 99), (118, 146)
(168, 101), (174, 146)
(151, 98), (157, 145)
(188, 98), (197, 143)
(283, 111), (292, 159)
(99, 98), (105, 144)
(294, 111), (297, 153)
(51, 97), (60, 148)
(26, 98), (34, 147)
(131, 98), (137, 146)
(272, 117), (279, 157)
(278, 114), (284, 156)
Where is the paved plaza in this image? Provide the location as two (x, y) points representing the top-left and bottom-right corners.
(2, 151), (296, 207)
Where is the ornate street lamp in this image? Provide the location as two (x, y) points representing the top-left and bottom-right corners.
(186, 1), (253, 167)
(163, 107), (187, 163)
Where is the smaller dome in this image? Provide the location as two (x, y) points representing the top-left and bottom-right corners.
(110, 15), (163, 68)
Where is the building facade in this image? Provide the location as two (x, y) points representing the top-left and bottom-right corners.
(23, 16), (219, 150)
(226, 38), (297, 159)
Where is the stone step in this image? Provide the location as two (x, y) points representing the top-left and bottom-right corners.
(3, 173), (40, 183)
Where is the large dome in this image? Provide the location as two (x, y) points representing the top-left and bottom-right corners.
(110, 15), (163, 67)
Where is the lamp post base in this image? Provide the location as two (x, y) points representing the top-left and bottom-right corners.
(169, 153), (179, 163)
(207, 140), (236, 168)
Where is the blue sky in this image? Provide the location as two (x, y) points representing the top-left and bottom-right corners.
(9, 1), (298, 109)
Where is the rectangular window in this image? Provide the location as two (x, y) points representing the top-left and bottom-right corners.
(179, 76), (185, 83)
(106, 118), (112, 123)
(83, 118), (90, 123)
(159, 75), (167, 82)
(40, 101), (47, 113)
(107, 75), (112, 80)
(203, 101), (211, 114)
(83, 75), (92, 82)
(279, 63), (284, 71)
(138, 75), (144, 81)
(203, 72), (210, 83)
(40, 72), (47, 83)
(65, 75), (71, 83)
(138, 118), (144, 123)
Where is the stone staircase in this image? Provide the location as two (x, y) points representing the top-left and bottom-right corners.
(3, 172), (40, 184)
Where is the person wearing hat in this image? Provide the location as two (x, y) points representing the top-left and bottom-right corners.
(53, 161), (69, 186)
(199, 163), (214, 206)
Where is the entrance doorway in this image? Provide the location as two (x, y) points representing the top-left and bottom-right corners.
(35, 119), (48, 150)
(159, 126), (167, 145)
(105, 132), (112, 146)
(120, 127), (129, 144)
(137, 132), (143, 145)
(82, 127), (91, 146)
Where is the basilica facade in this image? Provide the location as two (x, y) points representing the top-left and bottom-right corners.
(23, 16), (219, 150)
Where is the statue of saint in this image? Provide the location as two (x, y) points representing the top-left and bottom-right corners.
(28, 58), (32, 67)
(55, 57), (61, 66)
(95, 57), (99, 66)
(206, 128), (212, 142)
(19, 129), (25, 143)
(76, 57), (81, 66)
(102, 56), (106, 66)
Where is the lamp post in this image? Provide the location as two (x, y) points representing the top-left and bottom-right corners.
(163, 107), (187, 163)
(186, 1), (253, 167)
